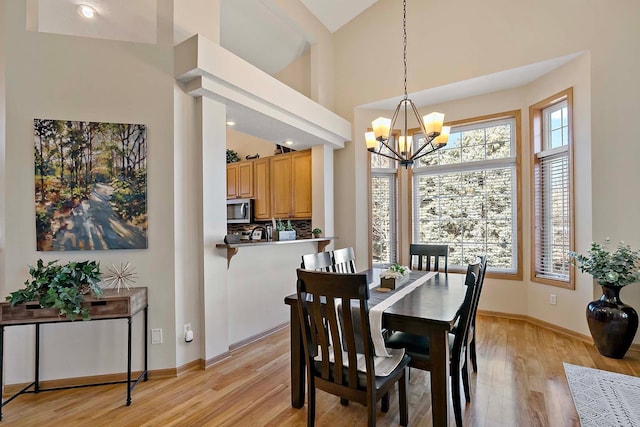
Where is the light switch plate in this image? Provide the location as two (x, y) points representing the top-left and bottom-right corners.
(151, 328), (163, 344)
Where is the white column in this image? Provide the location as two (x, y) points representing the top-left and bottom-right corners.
(311, 144), (334, 245)
(199, 96), (230, 362)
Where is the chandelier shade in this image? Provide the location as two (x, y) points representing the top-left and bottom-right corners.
(365, 0), (449, 168)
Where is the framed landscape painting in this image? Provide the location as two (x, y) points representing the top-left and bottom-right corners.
(34, 119), (148, 251)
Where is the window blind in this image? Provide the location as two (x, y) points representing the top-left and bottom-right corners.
(371, 173), (397, 265)
(534, 150), (569, 280)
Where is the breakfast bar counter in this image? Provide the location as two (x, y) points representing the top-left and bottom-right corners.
(216, 237), (335, 268)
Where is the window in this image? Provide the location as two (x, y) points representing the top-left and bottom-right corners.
(412, 112), (521, 277)
(531, 89), (574, 288)
(370, 149), (398, 266)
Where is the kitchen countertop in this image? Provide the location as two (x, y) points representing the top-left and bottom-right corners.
(216, 237), (336, 267)
(216, 236), (335, 249)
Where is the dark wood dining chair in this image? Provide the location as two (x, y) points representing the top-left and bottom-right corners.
(301, 251), (333, 272)
(296, 269), (410, 427)
(385, 259), (481, 427)
(331, 247), (356, 273)
(409, 244), (449, 273)
(468, 255), (488, 373)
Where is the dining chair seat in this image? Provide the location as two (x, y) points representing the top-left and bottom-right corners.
(385, 332), (455, 363)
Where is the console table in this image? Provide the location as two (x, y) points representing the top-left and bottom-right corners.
(0, 287), (148, 420)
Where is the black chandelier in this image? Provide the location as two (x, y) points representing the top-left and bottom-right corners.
(364, 0), (449, 168)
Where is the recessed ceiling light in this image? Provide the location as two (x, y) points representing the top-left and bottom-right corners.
(78, 4), (97, 19)
(226, 121), (236, 126)
(284, 140), (294, 145)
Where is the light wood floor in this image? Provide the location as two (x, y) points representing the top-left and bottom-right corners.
(3, 315), (640, 426)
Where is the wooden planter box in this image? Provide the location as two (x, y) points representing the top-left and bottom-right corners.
(380, 275), (410, 290)
(0, 287), (148, 325)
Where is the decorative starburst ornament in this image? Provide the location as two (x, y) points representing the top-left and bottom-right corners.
(102, 262), (138, 292)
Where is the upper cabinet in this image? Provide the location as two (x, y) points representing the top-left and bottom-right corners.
(226, 161), (254, 199)
(291, 151), (312, 218)
(253, 157), (271, 220)
(226, 150), (312, 220)
(271, 150), (312, 219)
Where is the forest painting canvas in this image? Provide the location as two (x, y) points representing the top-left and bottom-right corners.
(34, 119), (148, 251)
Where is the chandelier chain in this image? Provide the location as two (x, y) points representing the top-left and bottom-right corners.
(403, 0), (407, 99)
(364, 0), (449, 168)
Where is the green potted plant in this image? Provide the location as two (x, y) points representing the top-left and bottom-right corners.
(226, 149), (240, 163)
(569, 239), (640, 358)
(274, 218), (296, 241)
(312, 227), (322, 238)
(6, 259), (103, 320)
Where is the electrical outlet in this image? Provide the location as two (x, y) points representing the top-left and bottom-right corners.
(184, 323), (194, 343)
(151, 328), (163, 344)
(550, 294), (557, 305)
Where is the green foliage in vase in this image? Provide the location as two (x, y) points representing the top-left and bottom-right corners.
(569, 239), (640, 287)
(275, 219), (294, 231)
(389, 263), (408, 274)
(312, 227), (322, 236)
(7, 259), (103, 320)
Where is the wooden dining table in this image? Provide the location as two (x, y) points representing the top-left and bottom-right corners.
(284, 269), (468, 427)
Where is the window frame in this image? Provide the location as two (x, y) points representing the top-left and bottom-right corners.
(411, 111), (523, 280)
(530, 88), (575, 289)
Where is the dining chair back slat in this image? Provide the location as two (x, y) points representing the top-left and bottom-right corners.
(301, 252), (333, 272)
(331, 247), (356, 273)
(410, 244), (449, 273)
(296, 269), (410, 426)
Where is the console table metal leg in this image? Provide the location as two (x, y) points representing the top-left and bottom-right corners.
(34, 324), (40, 393)
(126, 317), (132, 406)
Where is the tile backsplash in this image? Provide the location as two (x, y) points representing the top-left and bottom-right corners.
(227, 219), (312, 238)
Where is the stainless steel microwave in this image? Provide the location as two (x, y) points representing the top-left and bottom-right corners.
(227, 198), (253, 224)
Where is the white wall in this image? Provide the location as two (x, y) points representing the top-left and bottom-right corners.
(2, 1), (176, 382)
(334, 0), (640, 342)
(226, 128), (276, 160)
(226, 241), (317, 344)
(0, 1), (6, 297)
(173, 84), (203, 367)
(274, 49), (311, 99)
(524, 53), (592, 334)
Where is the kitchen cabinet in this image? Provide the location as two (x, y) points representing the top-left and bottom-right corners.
(226, 161), (254, 199)
(253, 157), (271, 220)
(271, 150), (312, 219)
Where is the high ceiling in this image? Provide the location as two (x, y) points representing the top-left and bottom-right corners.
(300, 0), (379, 33)
(33, 1), (580, 148)
(34, 0), (377, 75)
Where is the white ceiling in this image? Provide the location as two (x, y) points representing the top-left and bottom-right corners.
(33, 1), (583, 148)
(300, 0), (379, 33)
(34, 0), (375, 75)
(360, 52), (584, 111)
(220, 0), (310, 75)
